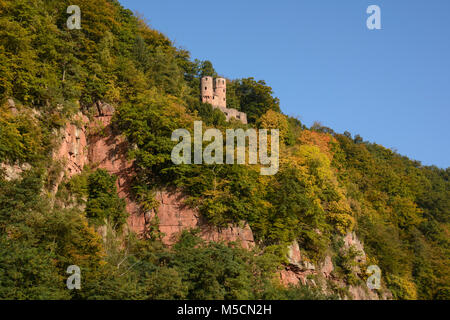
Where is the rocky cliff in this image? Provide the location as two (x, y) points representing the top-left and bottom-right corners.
(279, 236), (392, 300)
(52, 102), (390, 299)
(54, 102), (254, 249)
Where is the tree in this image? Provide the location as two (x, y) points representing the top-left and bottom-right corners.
(86, 169), (127, 230)
(228, 78), (280, 123)
(199, 60), (217, 78)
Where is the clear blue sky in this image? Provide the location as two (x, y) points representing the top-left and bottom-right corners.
(119, 0), (450, 168)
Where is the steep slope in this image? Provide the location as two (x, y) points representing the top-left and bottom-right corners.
(0, 0), (448, 300)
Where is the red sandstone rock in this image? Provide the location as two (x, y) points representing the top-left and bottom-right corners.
(279, 269), (301, 286)
(200, 222), (255, 250)
(54, 113), (89, 177)
(153, 191), (255, 248)
(94, 100), (115, 117)
(343, 232), (366, 263)
(87, 103), (143, 234)
(0, 163), (31, 181)
(349, 285), (379, 300)
(287, 240), (302, 265)
(320, 255), (334, 278)
(53, 106), (143, 231)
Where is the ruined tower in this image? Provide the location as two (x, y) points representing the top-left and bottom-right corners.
(214, 77), (226, 108)
(200, 76), (247, 124)
(201, 76), (214, 105)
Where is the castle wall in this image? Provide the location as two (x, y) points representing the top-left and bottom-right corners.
(237, 111), (247, 124)
(217, 106), (248, 124)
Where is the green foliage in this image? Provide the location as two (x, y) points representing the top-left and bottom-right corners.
(86, 169), (127, 230)
(198, 60), (217, 78)
(0, 236), (71, 299)
(0, 104), (44, 164)
(126, 230), (332, 300)
(227, 78), (281, 123)
(0, 0), (448, 301)
(257, 109), (291, 144)
(264, 167), (322, 244)
(191, 102), (227, 127)
(0, 169), (115, 300)
(335, 133), (449, 299)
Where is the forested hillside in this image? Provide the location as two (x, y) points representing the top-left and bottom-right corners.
(0, 0), (448, 300)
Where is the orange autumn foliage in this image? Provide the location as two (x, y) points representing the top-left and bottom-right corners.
(298, 130), (336, 160)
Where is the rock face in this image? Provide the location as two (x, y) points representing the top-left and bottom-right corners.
(7, 98), (18, 115)
(280, 240), (317, 286)
(54, 113), (89, 177)
(288, 240), (316, 271)
(343, 231), (366, 263)
(278, 235), (392, 300)
(153, 191), (255, 249)
(199, 221), (255, 249)
(53, 102), (142, 230)
(288, 240), (302, 265)
(0, 163), (31, 181)
(279, 269), (302, 286)
(319, 255), (334, 278)
(87, 101), (142, 233)
(348, 285), (379, 300)
(154, 191), (198, 243)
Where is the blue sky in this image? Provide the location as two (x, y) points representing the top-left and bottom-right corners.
(119, 0), (450, 168)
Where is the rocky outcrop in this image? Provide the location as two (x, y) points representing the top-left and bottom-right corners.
(54, 113), (89, 177)
(319, 255), (334, 278)
(279, 269), (303, 286)
(348, 285), (379, 300)
(52, 102), (141, 229)
(278, 234), (392, 300)
(0, 163), (31, 181)
(279, 240), (317, 286)
(200, 221), (254, 249)
(343, 231), (366, 263)
(152, 191), (255, 249)
(7, 98), (18, 115)
(288, 240), (316, 271)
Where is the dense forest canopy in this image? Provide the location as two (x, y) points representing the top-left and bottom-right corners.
(0, 0), (448, 300)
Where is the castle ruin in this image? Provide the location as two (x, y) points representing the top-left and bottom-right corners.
(201, 76), (247, 124)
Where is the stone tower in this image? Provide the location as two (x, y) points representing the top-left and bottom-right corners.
(214, 77), (226, 108)
(201, 76), (214, 105)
